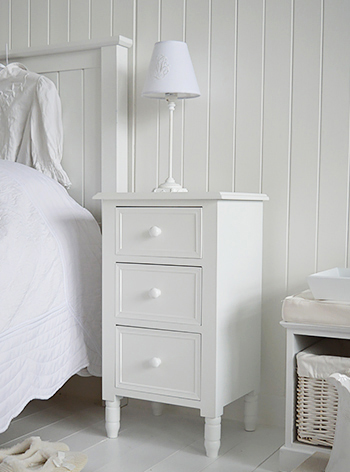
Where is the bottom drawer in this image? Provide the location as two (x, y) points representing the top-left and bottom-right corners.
(115, 326), (201, 400)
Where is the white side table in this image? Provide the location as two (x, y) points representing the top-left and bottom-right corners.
(280, 322), (350, 472)
(95, 192), (267, 458)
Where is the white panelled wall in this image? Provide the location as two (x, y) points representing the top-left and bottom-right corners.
(2, 0), (350, 427)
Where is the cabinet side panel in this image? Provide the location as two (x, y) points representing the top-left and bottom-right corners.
(102, 201), (118, 402)
(216, 200), (263, 407)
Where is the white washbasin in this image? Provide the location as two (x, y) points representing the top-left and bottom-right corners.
(307, 268), (350, 302)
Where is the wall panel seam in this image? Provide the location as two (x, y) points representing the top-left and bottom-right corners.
(286, 0), (295, 292)
(346, 103), (350, 266)
(131, 0), (138, 192)
(181, 0), (187, 186)
(67, 0), (71, 42)
(47, 0), (50, 45)
(9, 0), (12, 50)
(28, 0), (31, 47)
(206, 0), (212, 192)
(259, 0), (266, 194)
(155, 0), (161, 187)
(232, 0), (238, 192)
(110, 0), (113, 37)
(88, 0), (92, 40)
(315, 0), (324, 273)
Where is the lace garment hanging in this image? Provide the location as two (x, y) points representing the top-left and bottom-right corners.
(0, 63), (71, 188)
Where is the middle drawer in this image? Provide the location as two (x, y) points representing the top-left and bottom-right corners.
(115, 263), (202, 326)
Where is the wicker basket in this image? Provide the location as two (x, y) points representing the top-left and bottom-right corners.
(296, 375), (338, 446)
(296, 339), (350, 448)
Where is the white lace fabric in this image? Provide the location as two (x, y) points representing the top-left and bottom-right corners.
(0, 63), (71, 188)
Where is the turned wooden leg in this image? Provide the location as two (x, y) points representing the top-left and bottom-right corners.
(204, 416), (221, 458)
(151, 402), (164, 416)
(244, 391), (258, 432)
(105, 396), (122, 438)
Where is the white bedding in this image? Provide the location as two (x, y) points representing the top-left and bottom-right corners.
(0, 160), (102, 433)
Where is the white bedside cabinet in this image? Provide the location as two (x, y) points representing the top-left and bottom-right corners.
(94, 192), (267, 458)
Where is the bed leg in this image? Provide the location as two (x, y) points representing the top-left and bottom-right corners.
(105, 396), (122, 438)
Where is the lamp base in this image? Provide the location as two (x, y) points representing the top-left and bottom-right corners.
(152, 177), (188, 193)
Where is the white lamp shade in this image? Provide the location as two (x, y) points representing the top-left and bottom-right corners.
(142, 40), (200, 99)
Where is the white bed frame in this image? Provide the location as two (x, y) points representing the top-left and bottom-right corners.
(0, 37), (132, 224)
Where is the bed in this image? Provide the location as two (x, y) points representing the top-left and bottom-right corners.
(0, 37), (131, 432)
(0, 160), (102, 433)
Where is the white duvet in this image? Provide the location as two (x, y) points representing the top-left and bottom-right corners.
(0, 160), (102, 433)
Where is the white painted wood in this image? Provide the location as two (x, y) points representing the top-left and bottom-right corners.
(59, 69), (84, 205)
(204, 417), (221, 459)
(0, 36), (132, 60)
(287, 0), (322, 295)
(115, 263), (202, 326)
(134, 0), (160, 192)
(49, 0), (69, 44)
(10, 0), (29, 50)
(0, 39), (131, 222)
(105, 396), (122, 438)
(30, 0), (48, 47)
(183, 0), (210, 192)
(70, 0), (90, 42)
(83, 67), (101, 221)
(97, 192), (266, 456)
(0, 1), (10, 50)
(91, 0), (112, 39)
(115, 206), (202, 258)
(101, 43), (130, 193)
(112, 0), (133, 40)
(208, 0), (236, 192)
(0, 395), (283, 472)
(260, 0), (292, 426)
(317, 1), (350, 271)
(234, 0), (264, 194)
(94, 191), (268, 201)
(4, 0), (350, 430)
(116, 326), (201, 400)
(280, 321), (350, 472)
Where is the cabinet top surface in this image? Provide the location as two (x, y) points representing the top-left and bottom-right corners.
(93, 191), (269, 202)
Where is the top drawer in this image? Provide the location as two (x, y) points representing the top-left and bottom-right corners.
(115, 207), (202, 258)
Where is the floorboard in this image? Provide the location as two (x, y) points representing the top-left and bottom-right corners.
(0, 395), (284, 472)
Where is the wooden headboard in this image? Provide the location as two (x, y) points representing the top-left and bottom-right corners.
(0, 37), (132, 223)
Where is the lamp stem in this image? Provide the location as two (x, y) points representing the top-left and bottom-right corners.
(152, 93), (187, 192)
(167, 95), (177, 182)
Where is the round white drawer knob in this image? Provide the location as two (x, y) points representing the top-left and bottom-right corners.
(149, 357), (162, 368)
(149, 288), (161, 299)
(149, 226), (162, 237)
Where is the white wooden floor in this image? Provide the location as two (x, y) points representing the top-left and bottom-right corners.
(0, 395), (284, 472)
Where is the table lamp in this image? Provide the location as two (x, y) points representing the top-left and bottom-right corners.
(142, 40), (200, 192)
